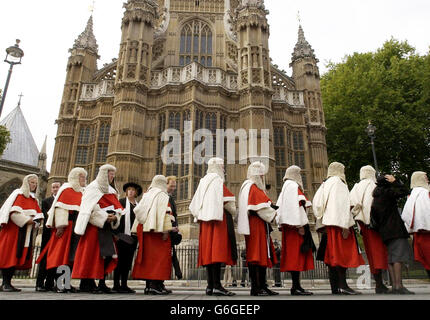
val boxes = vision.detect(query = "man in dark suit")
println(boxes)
[113,182,142,294]
[166,177,182,289]
[35,182,61,292]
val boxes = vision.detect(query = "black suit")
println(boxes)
[169,195,178,228]
[169,195,182,280]
[36,196,55,289]
[113,198,138,289]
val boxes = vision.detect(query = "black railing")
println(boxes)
[9,245,429,282]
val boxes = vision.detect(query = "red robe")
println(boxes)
[324,226,365,268]
[413,232,430,270]
[358,221,388,274]
[0,194,42,270]
[36,188,82,269]
[280,189,314,272]
[71,194,123,279]
[198,184,236,267]
[245,185,278,268]
[132,203,172,280]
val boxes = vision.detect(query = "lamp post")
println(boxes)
[365,120,379,174]
[0,40,24,118]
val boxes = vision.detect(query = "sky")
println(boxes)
[0,0,429,172]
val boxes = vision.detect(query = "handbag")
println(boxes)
[170,231,182,246]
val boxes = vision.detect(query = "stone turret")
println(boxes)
[290,25,327,196]
[235,0,276,199]
[49,16,99,186]
[107,0,159,190]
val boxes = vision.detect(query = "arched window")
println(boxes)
[179,20,213,67]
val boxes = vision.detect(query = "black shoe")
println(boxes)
[112,286,121,293]
[67,286,80,293]
[160,284,172,294]
[263,287,279,296]
[35,286,47,292]
[240,283,246,288]
[291,288,313,296]
[56,287,68,293]
[146,287,167,295]
[206,287,213,296]
[251,289,269,297]
[162,288,172,294]
[144,287,150,295]
[213,287,236,296]
[393,287,415,295]
[119,286,136,294]
[375,285,390,294]
[0,284,21,292]
[97,283,112,294]
[90,287,104,294]
[339,287,362,295]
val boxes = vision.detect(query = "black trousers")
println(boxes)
[248,264,268,293]
[36,255,55,289]
[206,263,223,289]
[273,263,282,286]
[241,265,248,285]
[113,240,136,288]
[1,267,15,285]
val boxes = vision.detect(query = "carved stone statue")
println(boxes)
[241,0,264,6]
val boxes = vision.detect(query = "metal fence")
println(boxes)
[10,244,429,282]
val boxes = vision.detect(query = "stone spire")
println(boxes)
[38,135,47,172]
[73,16,98,54]
[292,25,318,63]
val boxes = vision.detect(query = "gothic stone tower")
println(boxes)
[49,16,100,184]
[290,25,328,221]
[49,0,328,240]
[235,1,276,200]
[107,0,158,192]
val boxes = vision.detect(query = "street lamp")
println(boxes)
[0,39,24,118]
[365,120,379,174]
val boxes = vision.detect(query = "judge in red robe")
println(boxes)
[189,158,237,297]
[402,171,430,280]
[351,165,389,294]
[36,167,87,293]
[0,174,44,292]
[276,166,315,296]
[131,175,174,295]
[238,161,279,297]
[313,162,365,295]
[72,164,123,293]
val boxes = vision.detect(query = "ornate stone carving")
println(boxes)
[72,16,98,55]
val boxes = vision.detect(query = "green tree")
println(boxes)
[321,39,430,187]
[0,125,11,156]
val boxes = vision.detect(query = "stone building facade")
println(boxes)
[49,0,328,240]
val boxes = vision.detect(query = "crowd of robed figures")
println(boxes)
[0,158,429,297]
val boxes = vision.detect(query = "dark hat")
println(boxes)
[376,175,391,187]
[123,182,143,197]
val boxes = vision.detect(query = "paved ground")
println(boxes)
[1,279,430,300]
